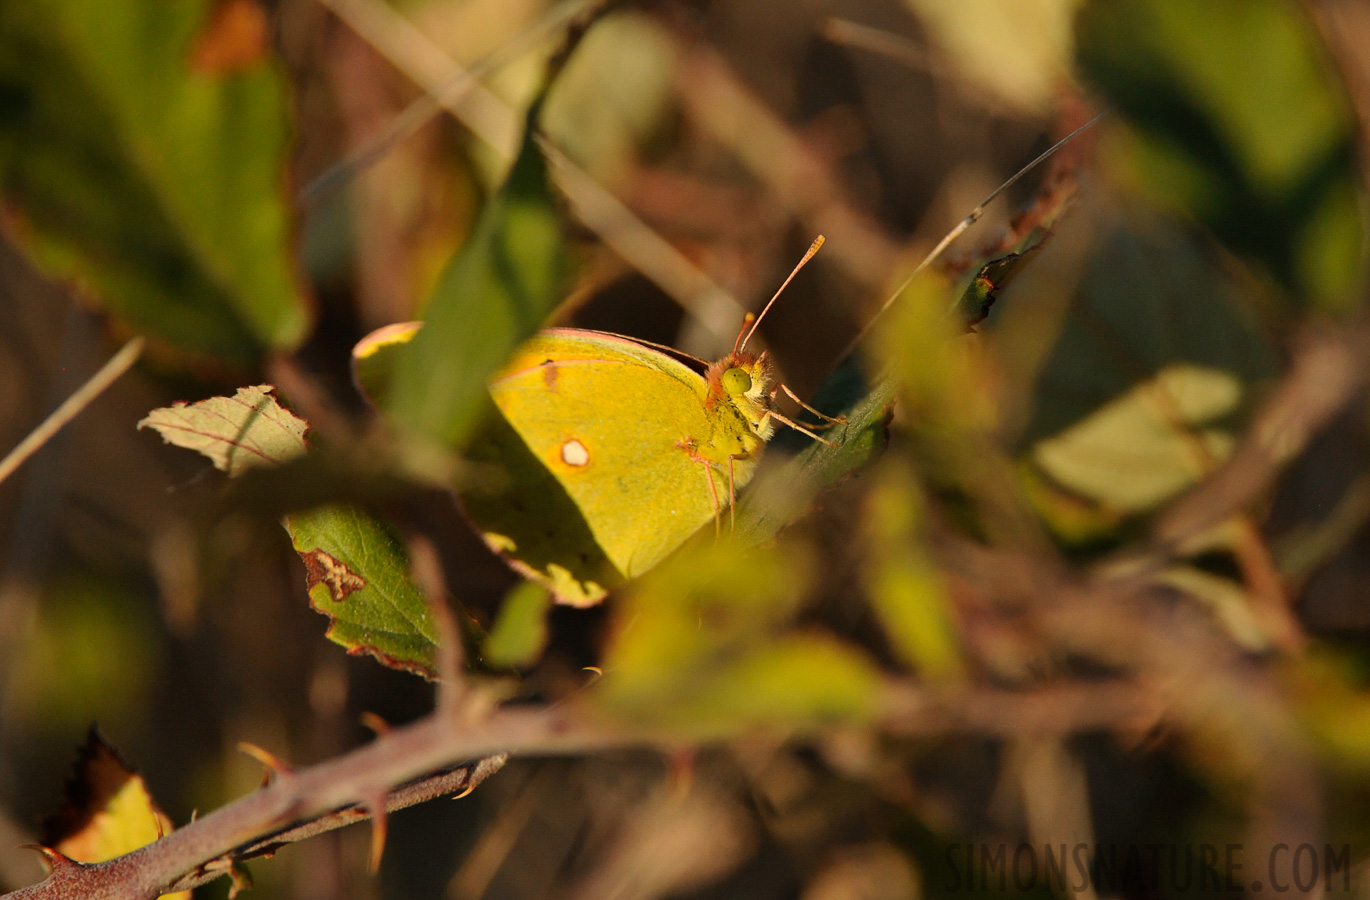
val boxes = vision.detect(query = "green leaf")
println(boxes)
[6,577,157,736]
[1077,0,1365,312]
[734,371,895,549]
[285,505,439,679]
[1030,363,1240,512]
[389,118,570,446]
[598,543,809,716]
[351,321,423,412]
[0,0,308,362]
[596,541,881,735]
[681,635,883,732]
[482,582,552,670]
[956,247,1043,330]
[137,385,309,476]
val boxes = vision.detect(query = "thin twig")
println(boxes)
[302,0,593,203]
[836,111,1109,363]
[0,337,144,487]
[820,18,936,73]
[316,0,746,342]
[672,44,903,288]
[1151,320,1370,554]
[941,534,1323,897]
[164,756,507,893]
[405,534,467,710]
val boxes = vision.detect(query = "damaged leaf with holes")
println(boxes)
[285,505,440,679]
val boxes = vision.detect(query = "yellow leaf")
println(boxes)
[41,729,190,900]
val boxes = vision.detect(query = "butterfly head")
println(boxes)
[707,350,777,441]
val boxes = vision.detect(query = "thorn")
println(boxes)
[667,748,695,802]
[364,794,389,873]
[582,665,603,684]
[227,862,254,899]
[21,844,78,874]
[451,784,476,800]
[236,742,294,785]
[359,711,391,737]
[190,808,199,823]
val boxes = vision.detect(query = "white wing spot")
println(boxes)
[560,439,590,467]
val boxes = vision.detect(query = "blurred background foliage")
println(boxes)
[2,0,1370,898]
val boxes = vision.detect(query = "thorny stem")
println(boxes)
[164,757,508,894]
[3,680,1158,899]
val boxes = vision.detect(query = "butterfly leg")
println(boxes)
[763,410,837,447]
[777,383,848,429]
[702,458,723,539]
[680,438,724,538]
[728,456,737,536]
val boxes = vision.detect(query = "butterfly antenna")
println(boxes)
[836,110,1108,362]
[737,235,826,354]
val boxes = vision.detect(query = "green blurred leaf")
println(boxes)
[285,505,439,680]
[351,321,423,412]
[885,270,996,445]
[482,581,552,669]
[390,118,570,446]
[4,577,157,735]
[0,0,308,361]
[684,635,883,730]
[863,464,963,679]
[138,385,308,477]
[1031,363,1240,512]
[599,545,803,709]
[993,199,1277,534]
[1293,652,1370,771]
[597,542,883,734]
[1077,0,1365,311]
[904,0,1081,115]
[539,11,676,180]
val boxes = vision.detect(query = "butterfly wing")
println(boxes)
[461,330,725,606]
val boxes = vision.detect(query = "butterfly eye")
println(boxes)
[722,367,752,395]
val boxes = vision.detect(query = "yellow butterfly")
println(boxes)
[464,239,834,605]
[356,239,833,607]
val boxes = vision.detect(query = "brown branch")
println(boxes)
[2,700,623,900]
